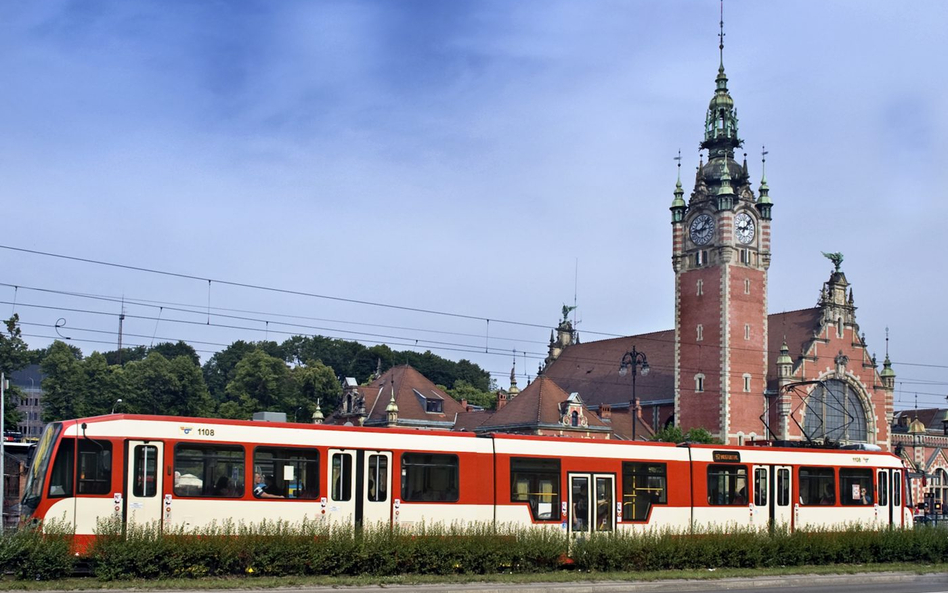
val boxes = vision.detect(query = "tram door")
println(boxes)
[755,465,792,531]
[328,449,357,525]
[568,474,614,537]
[327,449,393,528]
[125,441,163,526]
[877,469,901,527]
[360,450,393,528]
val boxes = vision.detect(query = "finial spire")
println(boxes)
[671,150,686,217]
[719,0,726,71]
[885,326,890,357]
[761,145,768,181]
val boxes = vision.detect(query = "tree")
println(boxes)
[40,341,84,422]
[0,315,29,426]
[222,349,292,419]
[203,340,258,403]
[149,341,200,366]
[650,425,719,444]
[290,360,342,421]
[77,352,126,417]
[102,345,147,366]
[125,352,213,417]
[442,380,496,410]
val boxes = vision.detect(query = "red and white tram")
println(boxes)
[21,414,911,548]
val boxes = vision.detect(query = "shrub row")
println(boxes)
[571,525,948,572]
[3,520,948,581]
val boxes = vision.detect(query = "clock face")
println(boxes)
[690,214,714,246]
[735,212,756,244]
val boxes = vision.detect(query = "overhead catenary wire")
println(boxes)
[3,246,944,401]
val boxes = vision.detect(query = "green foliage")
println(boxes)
[40,340,85,422]
[0,314,29,426]
[0,520,75,580]
[149,341,201,366]
[442,379,497,410]
[102,345,147,366]
[650,425,719,444]
[222,349,293,419]
[290,360,343,419]
[202,340,274,403]
[12,521,948,581]
[124,351,214,417]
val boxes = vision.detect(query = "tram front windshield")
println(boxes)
[21,423,62,515]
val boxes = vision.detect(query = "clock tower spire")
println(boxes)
[672,8,774,444]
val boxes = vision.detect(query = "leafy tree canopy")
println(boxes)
[289,360,343,422]
[442,380,496,410]
[223,349,292,419]
[102,345,147,366]
[650,425,720,444]
[0,315,29,426]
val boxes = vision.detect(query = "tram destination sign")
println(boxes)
[712,451,741,463]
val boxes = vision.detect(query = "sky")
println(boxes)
[1,1,946,410]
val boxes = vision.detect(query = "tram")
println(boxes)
[21,414,910,548]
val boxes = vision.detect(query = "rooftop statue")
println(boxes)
[821,251,844,272]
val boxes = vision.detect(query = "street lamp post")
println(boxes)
[619,346,650,441]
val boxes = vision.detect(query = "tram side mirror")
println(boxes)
[100,451,111,471]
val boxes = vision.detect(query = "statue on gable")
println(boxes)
[821,251,844,272]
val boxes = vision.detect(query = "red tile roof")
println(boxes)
[477,376,609,432]
[545,310,827,406]
[541,330,675,407]
[325,365,467,427]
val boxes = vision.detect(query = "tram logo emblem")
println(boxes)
[180,426,193,435]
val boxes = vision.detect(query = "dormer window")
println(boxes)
[415,389,444,414]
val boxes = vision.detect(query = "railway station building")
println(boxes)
[540,38,896,451]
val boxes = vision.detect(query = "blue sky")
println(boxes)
[1,1,946,409]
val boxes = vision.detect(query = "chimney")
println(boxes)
[599,404,612,420]
[497,391,508,410]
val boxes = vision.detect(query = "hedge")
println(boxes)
[2,519,946,581]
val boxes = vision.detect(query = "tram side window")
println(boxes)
[77,440,112,495]
[48,438,75,498]
[174,443,245,497]
[894,471,902,506]
[777,468,790,506]
[799,467,835,505]
[707,464,747,505]
[839,468,874,506]
[877,471,888,507]
[331,453,352,501]
[255,447,319,499]
[510,457,560,521]
[754,467,767,506]
[133,445,158,498]
[622,462,667,521]
[367,454,388,503]
[401,453,459,502]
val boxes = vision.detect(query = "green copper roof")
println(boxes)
[880,354,896,378]
[776,340,793,366]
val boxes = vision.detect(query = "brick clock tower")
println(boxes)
[671,29,774,445]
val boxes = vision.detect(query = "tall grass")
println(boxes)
[3,520,946,581]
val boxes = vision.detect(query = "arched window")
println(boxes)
[934,468,948,513]
[803,379,868,442]
[571,411,579,427]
